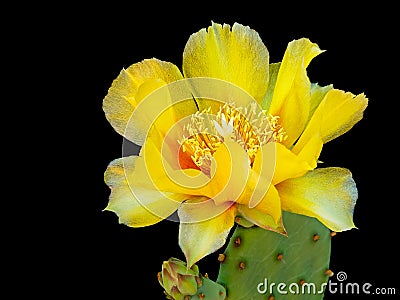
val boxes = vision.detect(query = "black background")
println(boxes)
[40,3,398,299]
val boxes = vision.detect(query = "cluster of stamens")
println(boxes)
[268,114,288,143]
[178,103,287,173]
[178,107,221,172]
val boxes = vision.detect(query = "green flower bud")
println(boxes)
[158,258,201,300]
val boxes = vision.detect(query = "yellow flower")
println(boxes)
[103,22,368,267]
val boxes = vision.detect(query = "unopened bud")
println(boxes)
[158,258,200,300]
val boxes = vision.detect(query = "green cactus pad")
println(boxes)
[194,276,226,300]
[217,212,332,299]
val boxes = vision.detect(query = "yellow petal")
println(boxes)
[268,38,324,147]
[308,83,333,123]
[147,141,251,205]
[258,142,312,185]
[127,79,175,145]
[294,133,323,169]
[277,167,358,232]
[238,182,282,226]
[137,136,210,197]
[251,184,282,223]
[137,97,195,176]
[237,204,286,234]
[236,146,279,221]
[178,200,236,267]
[290,84,332,168]
[132,146,207,201]
[320,90,368,143]
[103,58,198,144]
[183,22,269,103]
[186,77,262,115]
[104,156,184,226]
[260,62,281,111]
[294,89,368,154]
[208,141,251,205]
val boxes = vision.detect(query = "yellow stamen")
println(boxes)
[268,114,288,143]
[179,110,222,172]
[178,103,288,173]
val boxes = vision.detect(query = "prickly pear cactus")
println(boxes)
[216,212,332,299]
[195,276,227,300]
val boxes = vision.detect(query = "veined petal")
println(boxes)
[103,58,198,144]
[277,167,358,232]
[293,89,368,154]
[183,22,269,103]
[178,200,236,267]
[104,156,184,226]
[268,38,324,147]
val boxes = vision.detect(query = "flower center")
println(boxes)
[178,103,287,174]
